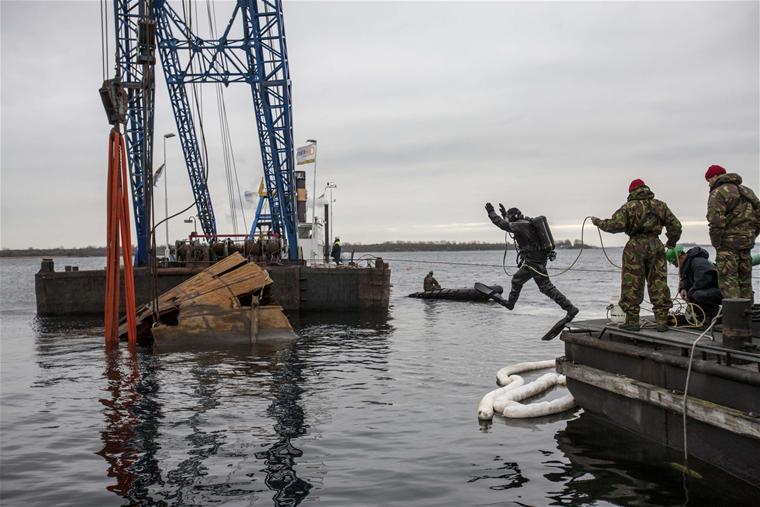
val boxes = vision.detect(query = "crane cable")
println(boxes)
[213,0,249,232]
[207,0,247,235]
[149,1,213,240]
[99,0,106,81]
[182,0,211,183]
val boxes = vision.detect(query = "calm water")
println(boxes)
[1,249,759,506]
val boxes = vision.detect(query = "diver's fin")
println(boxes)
[474,282,508,305]
[541,315,571,341]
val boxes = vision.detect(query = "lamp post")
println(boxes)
[325,182,337,242]
[162,133,176,258]
[306,139,317,234]
[184,216,198,236]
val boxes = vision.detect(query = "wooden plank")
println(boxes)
[557,359,760,440]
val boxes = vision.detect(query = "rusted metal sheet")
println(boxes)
[120,253,293,347]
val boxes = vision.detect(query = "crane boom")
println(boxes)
[114,0,156,266]
[112,0,299,263]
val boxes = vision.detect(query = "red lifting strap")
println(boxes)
[104,128,137,346]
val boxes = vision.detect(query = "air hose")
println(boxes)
[517,216,621,279]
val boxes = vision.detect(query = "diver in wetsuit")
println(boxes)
[485,203,579,321]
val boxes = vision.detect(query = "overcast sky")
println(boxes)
[1,0,758,248]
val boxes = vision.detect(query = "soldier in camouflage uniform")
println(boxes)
[424,271,442,292]
[591,179,682,331]
[705,165,760,300]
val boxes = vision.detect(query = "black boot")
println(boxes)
[545,286,577,320]
[504,285,521,311]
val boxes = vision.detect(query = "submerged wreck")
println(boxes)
[558,300,760,487]
[119,253,293,350]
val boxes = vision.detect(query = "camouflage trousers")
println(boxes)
[619,236,672,325]
[715,248,753,300]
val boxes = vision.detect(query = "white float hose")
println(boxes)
[496,359,556,386]
[477,374,525,420]
[479,363,576,421]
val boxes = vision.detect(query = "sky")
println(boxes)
[1,0,758,249]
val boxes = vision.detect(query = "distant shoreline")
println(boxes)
[0,241,597,258]
[0,247,108,258]
[343,241,595,252]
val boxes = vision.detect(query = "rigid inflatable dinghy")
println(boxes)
[408,284,503,302]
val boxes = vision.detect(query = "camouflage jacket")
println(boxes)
[424,274,441,291]
[596,185,682,248]
[706,173,760,250]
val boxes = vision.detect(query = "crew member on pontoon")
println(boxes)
[667,245,722,325]
[705,164,760,301]
[591,179,681,332]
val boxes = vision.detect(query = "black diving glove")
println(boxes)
[548,251,557,262]
[485,202,494,215]
[499,203,507,219]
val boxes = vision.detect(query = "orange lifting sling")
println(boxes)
[104,128,137,346]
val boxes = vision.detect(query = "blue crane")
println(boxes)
[113,0,298,265]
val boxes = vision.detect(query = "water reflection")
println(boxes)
[97,347,141,497]
[468,458,529,491]
[28,307,393,505]
[93,340,319,505]
[97,347,163,503]
[287,309,393,333]
[422,300,444,328]
[33,315,103,336]
[255,346,312,506]
[551,412,759,506]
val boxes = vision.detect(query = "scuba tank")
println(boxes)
[531,216,555,253]
[753,253,760,266]
[508,216,556,258]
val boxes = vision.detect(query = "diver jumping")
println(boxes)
[480,203,579,338]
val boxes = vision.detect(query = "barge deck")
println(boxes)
[35,258,390,316]
[558,317,760,487]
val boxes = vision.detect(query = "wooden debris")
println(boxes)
[119,253,293,348]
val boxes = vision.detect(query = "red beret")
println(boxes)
[705,165,726,180]
[628,179,645,193]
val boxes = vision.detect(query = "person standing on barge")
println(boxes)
[591,179,682,332]
[704,165,760,301]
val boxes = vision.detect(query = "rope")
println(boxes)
[522,216,596,278]
[670,297,709,328]
[681,308,722,478]
[596,224,622,269]
[99,0,106,81]
[501,231,512,277]
[357,255,662,276]
[105,0,111,76]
